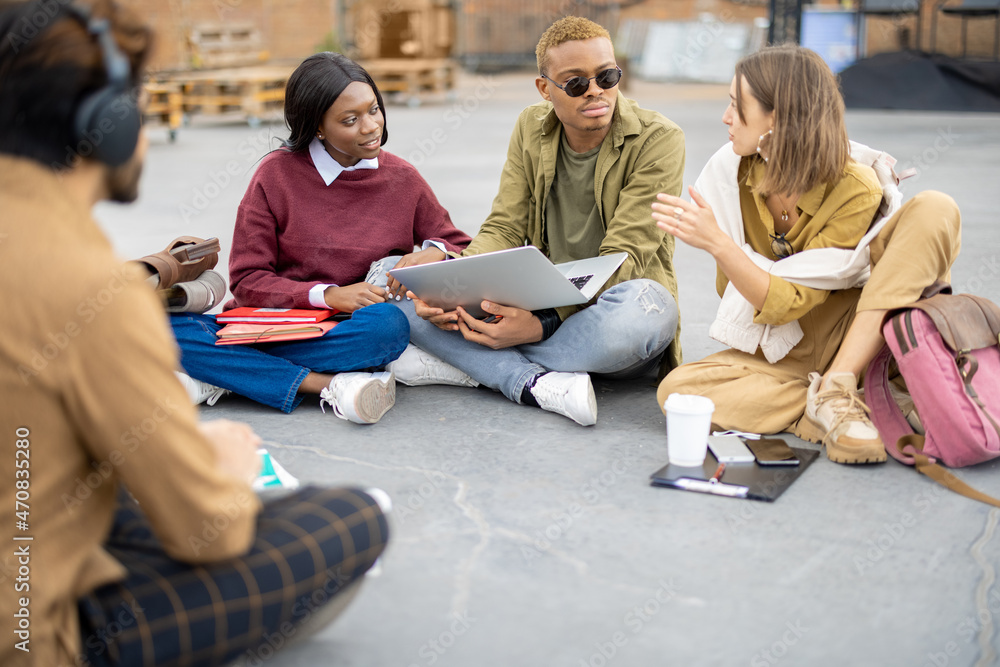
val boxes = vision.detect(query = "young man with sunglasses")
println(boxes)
[387,16,685,425]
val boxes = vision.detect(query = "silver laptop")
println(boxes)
[389,246,628,317]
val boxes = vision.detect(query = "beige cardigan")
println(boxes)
[695,141,903,362]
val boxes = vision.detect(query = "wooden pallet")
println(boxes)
[166,66,293,126]
[360,58,457,106]
[188,23,269,70]
[143,81,183,141]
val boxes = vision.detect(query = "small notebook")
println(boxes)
[650,445,820,502]
[216,307,334,324]
[252,449,300,491]
[215,321,336,345]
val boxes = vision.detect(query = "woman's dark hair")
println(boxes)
[0,0,151,168]
[282,52,388,152]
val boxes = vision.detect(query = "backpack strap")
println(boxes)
[957,353,1000,440]
[865,343,922,464]
[905,434,1000,508]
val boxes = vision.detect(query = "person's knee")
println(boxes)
[603,279,678,347]
[656,365,698,413]
[169,312,214,334]
[353,303,409,357]
[280,486,390,569]
[383,303,410,341]
[365,255,402,288]
[909,190,961,234]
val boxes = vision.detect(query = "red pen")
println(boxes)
[708,462,726,484]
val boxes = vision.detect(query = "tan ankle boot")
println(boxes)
[799,372,887,464]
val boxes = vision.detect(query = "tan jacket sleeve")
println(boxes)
[61,265,260,564]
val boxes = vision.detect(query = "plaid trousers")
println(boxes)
[77,486,389,667]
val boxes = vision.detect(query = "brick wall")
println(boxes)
[621,0,766,25]
[124,0,997,73]
[123,0,338,72]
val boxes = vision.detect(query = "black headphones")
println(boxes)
[61,3,141,167]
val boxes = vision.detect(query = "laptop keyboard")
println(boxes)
[569,274,593,290]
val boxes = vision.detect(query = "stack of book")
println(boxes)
[214,308,336,345]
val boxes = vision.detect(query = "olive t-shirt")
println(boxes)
[545,132,606,263]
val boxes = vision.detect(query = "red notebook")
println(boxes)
[216,307,334,324]
[215,322,337,345]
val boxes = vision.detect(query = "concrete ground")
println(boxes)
[96,72,1000,667]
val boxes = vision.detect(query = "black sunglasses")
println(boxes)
[770,232,794,260]
[542,67,622,98]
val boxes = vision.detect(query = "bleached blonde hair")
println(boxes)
[535,16,611,75]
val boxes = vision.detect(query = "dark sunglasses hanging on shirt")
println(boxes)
[542,66,623,98]
[770,232,794,259]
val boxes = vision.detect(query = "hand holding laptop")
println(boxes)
[407,293,544,348]
[454,299,545,349]
[385,246,447,300]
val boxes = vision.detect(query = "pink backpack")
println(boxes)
[865,286,1000,506]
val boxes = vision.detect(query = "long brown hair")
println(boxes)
[735,44,849,196]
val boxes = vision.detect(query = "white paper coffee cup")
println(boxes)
[664,393,715,467]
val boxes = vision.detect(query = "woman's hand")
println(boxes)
[386,247,446,299]
[324,283,388,312]
[652,186,728,256]
[656,186,771,310]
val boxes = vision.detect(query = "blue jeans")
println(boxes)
[170,303,408,413]
[369,256,678,403]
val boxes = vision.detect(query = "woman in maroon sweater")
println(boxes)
[170,53,471,423]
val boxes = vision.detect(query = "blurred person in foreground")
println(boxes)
[0,2,390,665]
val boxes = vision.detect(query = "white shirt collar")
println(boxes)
[308,137,378,186]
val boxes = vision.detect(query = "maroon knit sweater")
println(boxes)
[227,148,471,309]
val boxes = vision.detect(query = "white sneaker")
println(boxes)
[319,371,395,424]
[530,372,597,426]
[175,371,230,406]
[386,344,478,387]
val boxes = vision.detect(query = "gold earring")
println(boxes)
[756,129,773,163]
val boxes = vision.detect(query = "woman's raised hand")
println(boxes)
[652,186,727,256]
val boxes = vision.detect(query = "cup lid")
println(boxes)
[664,393,715,414]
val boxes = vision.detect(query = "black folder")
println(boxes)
[650,445,820,502]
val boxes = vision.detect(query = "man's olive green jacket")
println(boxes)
[462,92,685,373]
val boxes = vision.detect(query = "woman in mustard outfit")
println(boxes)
[652,45,961,464]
